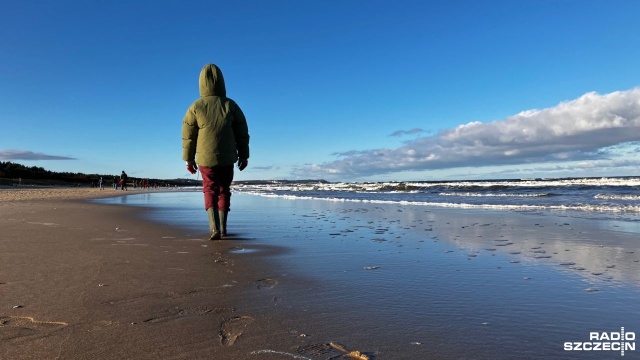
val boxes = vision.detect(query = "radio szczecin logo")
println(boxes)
[564,327,635,356]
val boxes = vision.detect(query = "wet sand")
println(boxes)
[0,188,353,360]
[196,194,640,359]
[2,188,639,359]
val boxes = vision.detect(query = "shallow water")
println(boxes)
[96,192,640,359]
[236,177,640,226]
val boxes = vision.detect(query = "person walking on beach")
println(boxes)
[120,171,128,191]
[181,63,250,240]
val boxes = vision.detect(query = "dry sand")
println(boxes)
[0,188,357,360]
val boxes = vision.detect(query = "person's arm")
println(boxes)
[181,105,199,165]
[232,103,250,170]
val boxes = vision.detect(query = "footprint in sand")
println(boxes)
[256,278,278,289]
[142,307,219,323]
[295,342,370,360]
[0,316,67,340]
[295,343,345,357]
[220,316,253,346]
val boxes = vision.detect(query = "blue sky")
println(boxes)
[2,0,640,182]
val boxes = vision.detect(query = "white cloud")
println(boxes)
[0,150,76,161]
[294,88,640,179]
[252,165,280,171]
[389,128,425,137]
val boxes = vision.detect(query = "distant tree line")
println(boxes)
[0,161,200,187]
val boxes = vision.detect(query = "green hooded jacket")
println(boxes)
[181,64,250,167]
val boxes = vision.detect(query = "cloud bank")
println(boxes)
[252,165,280,171]
[0,150,76,161]
[389,128,425,137]
[294,88,640,179]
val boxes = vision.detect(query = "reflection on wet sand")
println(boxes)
[301,199,640,287]
[416,209,640,287]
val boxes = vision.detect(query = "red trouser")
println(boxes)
[199,165,234,211]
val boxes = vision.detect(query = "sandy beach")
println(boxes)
[2,188,639,359]
[0,188,336,360]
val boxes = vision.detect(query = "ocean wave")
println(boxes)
[595,194,640,201]
[234,177,640,193]
[439,192,551,198]
[237,190,640,213]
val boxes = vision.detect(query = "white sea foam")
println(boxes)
[237,190,640,213]
[233,177,640,193]
[595,193,640,201]
[408,177,640,188]
[439,192,550,198]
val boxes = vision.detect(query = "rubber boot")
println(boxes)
[219,211,228,236]
[206,208,221,240]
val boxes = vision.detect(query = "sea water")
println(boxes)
[95,178,640,359]
[234,177,640,222]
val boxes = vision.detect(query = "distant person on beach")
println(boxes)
[98,176,103,190]
[120,171,128,191]
[181,63,250,240]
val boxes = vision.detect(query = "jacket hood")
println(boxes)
[199,64,226,97]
